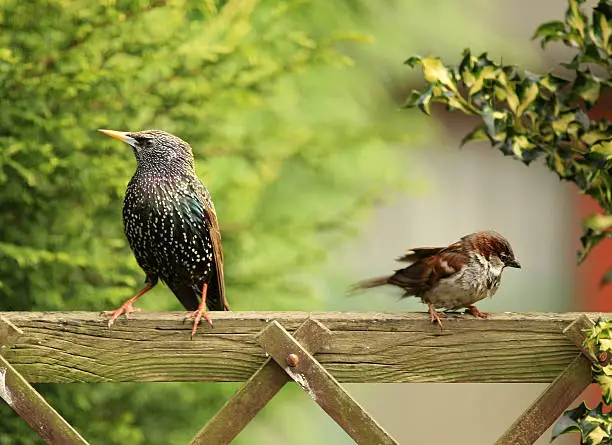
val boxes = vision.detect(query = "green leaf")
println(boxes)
[539,73,569,92]
[595,374,612,404]
[403,90,422,108]
[460,125,489,146]
[595,0,612,20]
[420,57,455,89]
[585,426,609,445]
[552,403,588,441]
[573,71,601,106]
[566,0,587,40]
[602,270,612,287]
[585,214,612,232]
[533,20,566,40]
[517,82,539,115]
[404,55,422,67]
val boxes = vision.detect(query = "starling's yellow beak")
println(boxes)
[98,129,137,147]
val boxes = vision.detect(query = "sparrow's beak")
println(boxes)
[99,129,138,148]
[505,258,521,269]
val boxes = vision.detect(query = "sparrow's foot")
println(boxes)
[465,305,489,319]
[103,302,141,328]
[428,304,445,327]
[185,307,213,339]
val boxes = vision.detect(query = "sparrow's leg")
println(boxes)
[427,303,445,327]
[103,284,152,327]
[185,283,213,339]
[465,305,489,319]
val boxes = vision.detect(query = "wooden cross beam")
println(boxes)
[495,314,596,445]
[0,317,89,445]
[191,318,398,445]
[190,319,333,444]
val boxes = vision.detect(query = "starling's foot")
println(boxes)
[428,304,445,327]
[185,307,213,339]
[103,302,142,328]
[465,305,489,319]
[102,284,152,328]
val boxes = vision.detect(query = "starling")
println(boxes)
[99,129,229,337]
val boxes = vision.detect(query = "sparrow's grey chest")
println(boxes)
[424,253,504,309]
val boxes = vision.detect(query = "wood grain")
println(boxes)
[0,311,598,384]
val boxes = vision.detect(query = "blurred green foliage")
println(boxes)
[0,0,412,443]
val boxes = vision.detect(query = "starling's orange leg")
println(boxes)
[465,305,489,319]
[186,283,213,338]
[427,303,445,327]
[103,285,152,328]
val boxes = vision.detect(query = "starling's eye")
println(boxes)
[134,136,152,147]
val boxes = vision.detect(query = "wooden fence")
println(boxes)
[0,311,601,444]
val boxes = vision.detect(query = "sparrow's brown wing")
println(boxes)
[397,247,445,263]
[389,242,469,296]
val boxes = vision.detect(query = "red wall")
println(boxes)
[579,100,612,311]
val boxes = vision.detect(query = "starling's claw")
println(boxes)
[465,305,489,319]
[102,285,152,328]
[427,304,446,327]
[103,303,142,328]
[185,308,213,339]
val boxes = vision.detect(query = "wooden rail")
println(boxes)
[0,311,602,445]
[0,311,599,383]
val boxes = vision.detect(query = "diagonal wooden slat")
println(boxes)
[257,320,399,445]
[563,314,597,353]
[494,354,591,445]
[190,319,331,445]
[495,315,596,445]
[0,329,90,445]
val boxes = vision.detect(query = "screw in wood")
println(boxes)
[286,353,299,367]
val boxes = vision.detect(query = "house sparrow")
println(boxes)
[352,230,521,326]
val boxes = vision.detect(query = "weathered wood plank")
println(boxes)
[190,319,332,445]
[0,311,600,384]
[257,320,398,445]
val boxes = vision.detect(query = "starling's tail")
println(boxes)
[349,276,390,294]
[206,273,230,311]
[168,283,200,311]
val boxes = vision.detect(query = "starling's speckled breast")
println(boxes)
[124,172,217,308]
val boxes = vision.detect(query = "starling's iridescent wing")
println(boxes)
[200,189,229,310]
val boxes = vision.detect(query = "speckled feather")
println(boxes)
[122,130,227,311]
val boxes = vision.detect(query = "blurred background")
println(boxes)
[1,0,611,444]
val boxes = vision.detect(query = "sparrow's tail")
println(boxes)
[349,276,390,293]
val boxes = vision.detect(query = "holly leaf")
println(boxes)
[552,403,588,441]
